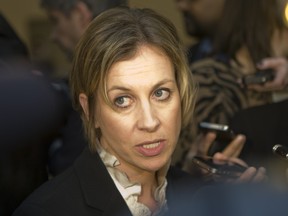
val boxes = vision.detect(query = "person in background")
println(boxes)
[0,13,65,216]
[174,0,225,63]
[230,57,288,183]
[173,0,245,169]
[39,0,127,175]
[174,0,288,173]
[13,7,265,216]
[248,57,288,92]
[175,0,288,88]
[0,14,30,67]
[40,0,127,61]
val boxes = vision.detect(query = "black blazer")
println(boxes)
[230,99,288,166]
[13,147,203,216]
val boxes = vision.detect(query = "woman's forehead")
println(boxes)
[106,46,173,84]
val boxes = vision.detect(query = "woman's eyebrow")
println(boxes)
[107,86,130,93]
[154,79,175,88]
[108,78,175,93]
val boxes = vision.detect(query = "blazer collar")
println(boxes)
[73,147,132,216]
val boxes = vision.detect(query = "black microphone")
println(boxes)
[272,144,288,160]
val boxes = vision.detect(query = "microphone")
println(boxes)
[272,144,288,160]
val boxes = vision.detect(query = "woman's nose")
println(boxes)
[137,102,160,132]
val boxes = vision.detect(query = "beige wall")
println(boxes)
[0,0,70,76]
[129,0,193,46]
[0,0,193,77]
[0,0,46,48]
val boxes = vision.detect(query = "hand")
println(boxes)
[195,132,245,158]
[247,57,288,92]
[213,153,267,183]
[236,166,267,183]
[183,132,245,173]
[221,134,245,158]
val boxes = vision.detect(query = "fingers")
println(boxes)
[222,134,246,158]
[247,78,287,92]
[184,132,217,164]
[235,166,267,184]
[212,152,247,167]
[247,57,288,91]
[234,167,257,183]
[205,131,217,141]
[246,84,270,92]
[196,132,217,156]
[257,57,287,69]
[252,167,267,183]
[203,132,217,154]
[213,152,227,161]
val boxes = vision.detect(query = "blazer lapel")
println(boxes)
[74,147,132,216]
[166,166,206,216]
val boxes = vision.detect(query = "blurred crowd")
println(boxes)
[1,0,288,215]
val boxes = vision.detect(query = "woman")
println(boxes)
[13,7,264,216]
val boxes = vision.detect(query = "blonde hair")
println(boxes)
[70,7,196,151]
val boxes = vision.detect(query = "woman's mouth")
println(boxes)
[142,142,160,149]
[136,140,165,157]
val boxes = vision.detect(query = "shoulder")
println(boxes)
[13,148,125,216]
[13,167,84,216]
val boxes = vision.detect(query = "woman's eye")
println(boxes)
[114,96,132,108]
[153,89,170,101]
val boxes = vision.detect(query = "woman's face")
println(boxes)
[94,45,181,175]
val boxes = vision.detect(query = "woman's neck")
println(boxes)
[118,165,159,212]
[138,178,159,213]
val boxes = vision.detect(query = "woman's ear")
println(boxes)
[79,93,100,128]
[79,93,89,120]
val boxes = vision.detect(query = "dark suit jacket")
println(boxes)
[12,147,203,216]
[0,69,66,216]
[230,99,288,166]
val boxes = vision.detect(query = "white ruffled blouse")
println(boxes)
[97,145,169,216]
